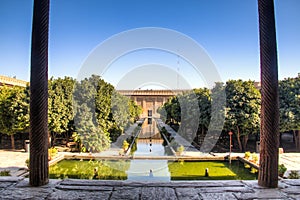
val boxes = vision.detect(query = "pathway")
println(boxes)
[156,118,199,153]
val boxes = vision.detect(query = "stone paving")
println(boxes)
[0,150,29,177]
[1,120,300,199]
[1,177,300,199]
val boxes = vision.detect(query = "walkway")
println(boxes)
[156,118,199,152]
[0,177,300,199]
[0,150,28,177]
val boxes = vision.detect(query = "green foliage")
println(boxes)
[0,85,30,134]
[177,145,185,154]
[0,85,29,149]
[224,80,261,151]
[169,140,180,151]
[109,92,142,142]
[73,75,111,152]
[0,170,11,176]
[73,75,142,152]
[25,158,30,168]
[122,140,129,151]
[209,82,226,132]
[160,127,172,146]
[109,124,123,143]
[48,77,75,136]
[94,77,114,132]
[111,91,131,133]
[288,170,300,179]
[194,88,212,134]
[251,153,258,163]
[48,147,58,160]
[75,103,111,152]
[159,80,260,152]
[159,96,180,125]
[244,151,251,159]
[279,74,300,132]
[278,164,287,176]
[250,167,258,174]
[128,99,142,123]
[244,163,251,169]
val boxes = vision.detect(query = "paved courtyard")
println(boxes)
[1,121,300,199]
[1,150,300,199]
[1,177,300,199]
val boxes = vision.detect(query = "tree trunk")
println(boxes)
[295,130,300,151]
[258,0,279,188]
[242,135,249,152]
[10,134,15,150]
[29,0,50,186]
[236,126,243,152]
[293,130,296,143]
[52,132,57,146]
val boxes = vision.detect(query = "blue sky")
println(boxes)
[0,0,299,89]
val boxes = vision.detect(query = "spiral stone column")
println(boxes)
[257,0,279,188]
[29,0,50,186]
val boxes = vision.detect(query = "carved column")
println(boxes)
[29,0,50,186]
[258,0,279,188]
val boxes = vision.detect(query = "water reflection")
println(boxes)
[126,118,171,181]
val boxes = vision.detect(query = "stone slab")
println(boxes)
[281,186,300,195]
[201,193,237,200]
[176,187,202,200]
[141,187,177,200]
[0,182,15,188]
[197,186,252,193]
[234,189,290,199]
[0,187,52,200]
[59,180,244,188]
[282,179,300,186]
[110,187,141,200]
[0,177,24,182]
[242,180,288,189]
[48,190,112,200]
[56,184,113,191]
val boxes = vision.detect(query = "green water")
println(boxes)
[168,160,257,180]
[50,159,130,180]
[49,159,257,180]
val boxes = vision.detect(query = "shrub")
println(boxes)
[251,153,259,163]
[25,158,30,168]
[0,170,11,176]
[278,164,287,176]
[244,151,251,159]
[288,170,300,179]
[122,140,129,151]
[48,147,58,160]
[177,145,185,155]
[244,163,251,169]
[250,167,258,174]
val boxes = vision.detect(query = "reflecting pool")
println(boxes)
[49,118,257,181]
[49,159,258,180]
